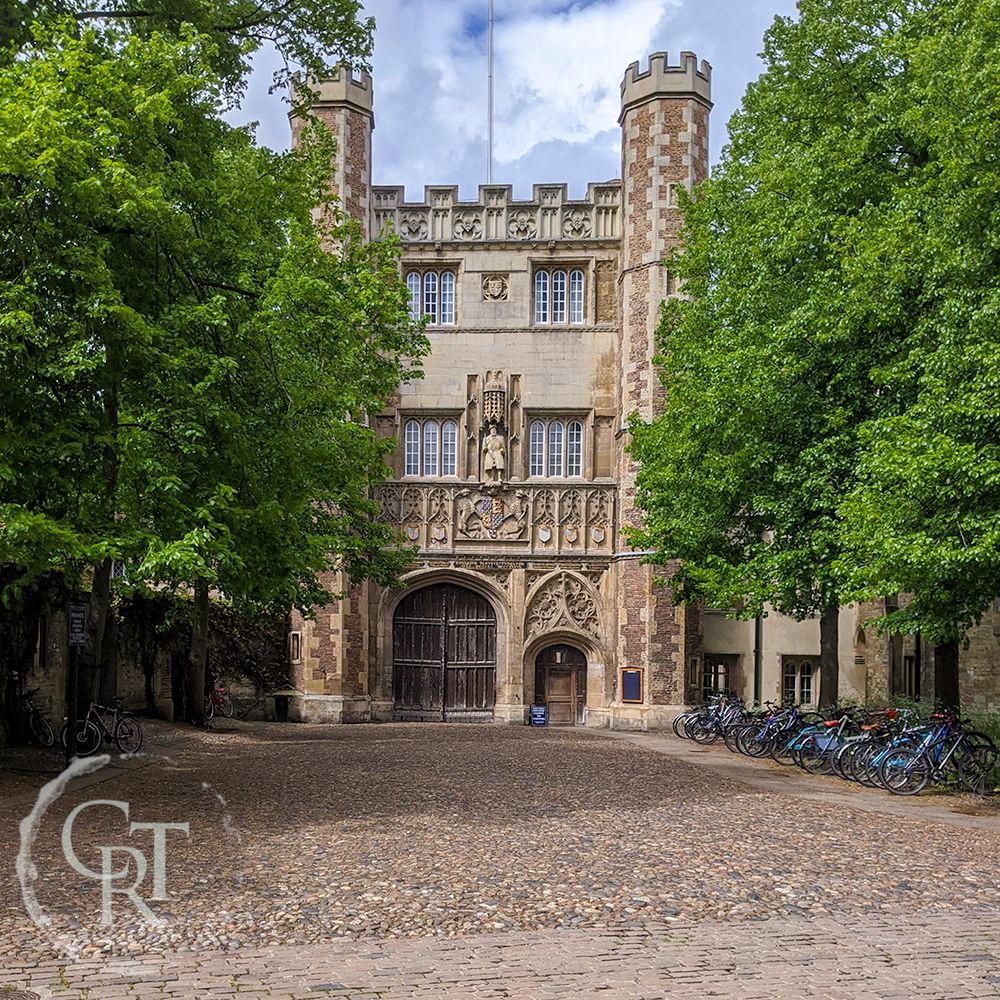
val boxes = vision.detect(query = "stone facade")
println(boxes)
[283,54,1000,726]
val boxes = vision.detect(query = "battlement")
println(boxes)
[371,181,622,243]
[290,67,374,119]
[619,51,712,121]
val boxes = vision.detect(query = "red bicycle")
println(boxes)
[203,684,235,720]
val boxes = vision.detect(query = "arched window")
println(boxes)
[534,270,549,324]
[529,420,545,477]
[534,267,586,325]
[551,270,567,323]
[403,268,457,324]
[567,420,583,476]
[527,418,587,478]
[439,271,455,325]
[403,418,461,477]
[441,420,457,476]
[405,272,421,321]
[569,270,584,324]
[547,421,564,476]
[423,271,438,322]
[423,420,439,476]
[404,419,420,476]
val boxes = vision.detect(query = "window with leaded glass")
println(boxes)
[782,656,819,707]
[533,267,585,325]
[528,418,585,478]
[404,269,458,325]
[402,418,459,477]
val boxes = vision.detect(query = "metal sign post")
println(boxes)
[65,602,89,765]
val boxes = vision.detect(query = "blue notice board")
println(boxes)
[621,668,644,703]
[529,705,548,726]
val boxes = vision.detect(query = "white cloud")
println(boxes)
[233,1,800,200]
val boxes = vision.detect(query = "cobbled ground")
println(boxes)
[1,721,998,997]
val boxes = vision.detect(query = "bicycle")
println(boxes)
[203,684,234,721]
[18,688,55,747]
[59,697,144,756]
[877,714,997,796]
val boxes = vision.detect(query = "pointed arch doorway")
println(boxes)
[392,583,497,721]
[534,644,587,725]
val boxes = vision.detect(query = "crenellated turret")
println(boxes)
[289,68,374,234]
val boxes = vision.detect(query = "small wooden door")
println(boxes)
[393,584,496,721]
[534,644,586,725]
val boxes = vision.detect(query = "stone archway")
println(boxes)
[534,643,587,725]
[392,583,497,722]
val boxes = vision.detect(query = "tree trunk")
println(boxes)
[818,602,840,709]
[82,559,113,702]
[934,638,960,711]
[186,580,210,725]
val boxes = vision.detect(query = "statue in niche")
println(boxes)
[482,424,506,483]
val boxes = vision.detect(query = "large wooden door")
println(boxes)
[393,584,496,721]
[534,644,587,725]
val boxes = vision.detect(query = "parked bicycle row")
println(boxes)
[673,696,999,796]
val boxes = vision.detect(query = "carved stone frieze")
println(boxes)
[562,209,593,239]
[507,209,537,240]
[371,183,620,244]
[373,484,615,554]
[455,488,529,540]
[398,212,428,240]
[526,572,601,639]
[453,212,484,240]
[482,274,509,301]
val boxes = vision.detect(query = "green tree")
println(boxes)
[631,0,998,708]
[0,14,425,722]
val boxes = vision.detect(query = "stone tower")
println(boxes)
[614,52,712,720]
[289,69,375,233]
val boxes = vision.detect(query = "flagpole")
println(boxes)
[487,0,494,184]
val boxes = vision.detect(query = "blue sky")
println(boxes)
[235,0,799,200]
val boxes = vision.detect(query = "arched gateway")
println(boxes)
[534,644,587,725]
[392,584,497,721]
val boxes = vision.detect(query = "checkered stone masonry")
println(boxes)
[290,70,374,235]
[616,53,711,707]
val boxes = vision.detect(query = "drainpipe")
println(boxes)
[753,614,763,706]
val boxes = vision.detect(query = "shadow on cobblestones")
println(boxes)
[1,721,998,962]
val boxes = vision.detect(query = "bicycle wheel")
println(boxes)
[723,724,746,754]
[958,744,998,795]
[769,731,797,765]
[879,748,932,795]
[690,719,721,745]
[220,693,235,718]
[60,720,102,757]
[114,715,144,754]
[203,695,215,721]
[798,737,833,775]
[743,727,773,758]
[29,711,55,747]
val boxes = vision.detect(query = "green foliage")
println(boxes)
[0,1,374,98]
[631,0,1000,649]
[0,13,426,636]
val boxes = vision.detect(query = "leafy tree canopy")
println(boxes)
[0,0,373,96]
[631,0,1000,654]
[0,13,426,629]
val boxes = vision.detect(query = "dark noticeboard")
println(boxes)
[621,668,643,704]
[68,603,89,646]
[529,705,548,726]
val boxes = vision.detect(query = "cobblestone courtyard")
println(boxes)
[1,722,999,998]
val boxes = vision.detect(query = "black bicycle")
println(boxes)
[59,697,144,755]
[19,688,54,747]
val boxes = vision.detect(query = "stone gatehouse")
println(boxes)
[286,53,1000,726]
